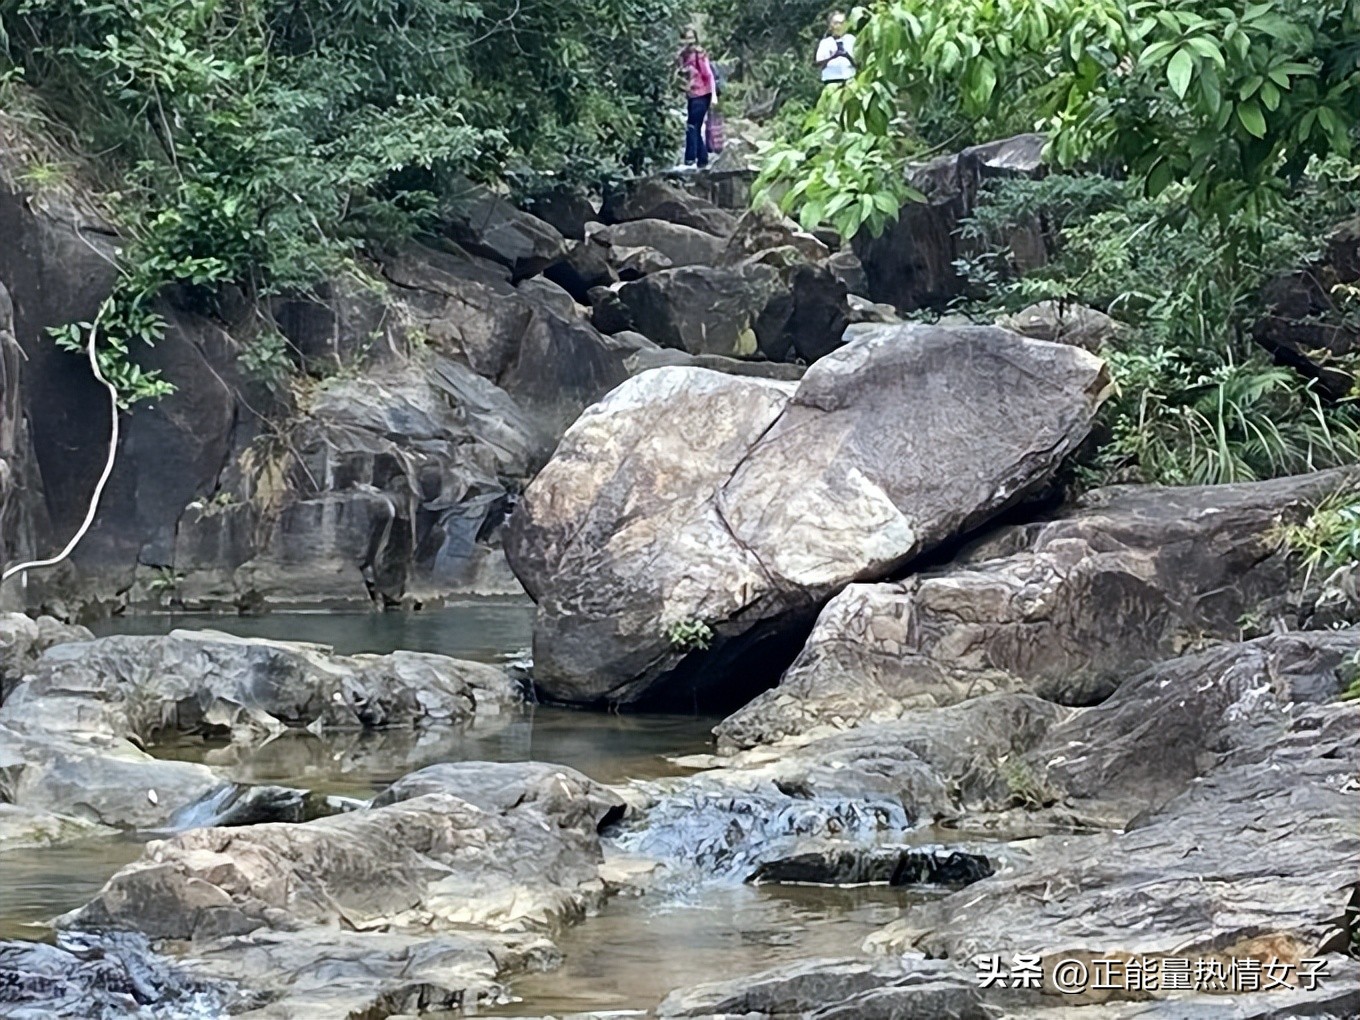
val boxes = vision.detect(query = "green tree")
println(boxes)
[760,0,1360,239]
[1,0,687,401]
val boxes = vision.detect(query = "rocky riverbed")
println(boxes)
[4,469,1359,1019]
[1,151,1357,1020]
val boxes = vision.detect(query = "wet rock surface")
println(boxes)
[748,843,995,888]
[0,931,242,1019]
[0,724,223,832]
[508,324,1108,707]
[62,784,606,939]
[0,624,525,845]
[185,928,553,1019]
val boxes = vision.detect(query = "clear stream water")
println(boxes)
[1,600,924,1014]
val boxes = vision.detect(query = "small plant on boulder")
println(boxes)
[663,618,714,652]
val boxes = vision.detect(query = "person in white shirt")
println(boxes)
[815,12,856,84]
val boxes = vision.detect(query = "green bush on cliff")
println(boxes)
[0,0,686,400]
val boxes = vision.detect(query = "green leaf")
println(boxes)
[971,59,998,110]
[1185,36,1224,69]
[1167,48,1194,100]
[1145,156,1174,197]
[1139,39,1179,68]
[1236,100,1267,138]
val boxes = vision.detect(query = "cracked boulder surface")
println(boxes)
[718,466,1359,750]
[505,324,1109,707]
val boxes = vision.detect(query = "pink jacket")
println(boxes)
[679,48,715,97]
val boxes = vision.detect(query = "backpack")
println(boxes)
[712,61,728,96]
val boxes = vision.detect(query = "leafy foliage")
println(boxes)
[1,0,686,401]
[760,0,1360,240]
[1094,349,1360,486]
[1282,485,1360,579]
[663,618,714,652]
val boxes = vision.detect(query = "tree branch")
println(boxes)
[1,303,119,587]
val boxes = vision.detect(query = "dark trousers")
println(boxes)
[685,93,712,166]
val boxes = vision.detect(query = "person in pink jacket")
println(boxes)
[676,28,715,170]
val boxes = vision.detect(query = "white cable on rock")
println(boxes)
[1,308,119,584]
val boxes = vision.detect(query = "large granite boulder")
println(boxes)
[0,630,523,744]
[752,260,850,363]
[506,324,1108,707]
[718,467,1356,749]
[601,178,738,237]
[440,180,567,279]
[615,264,781,357]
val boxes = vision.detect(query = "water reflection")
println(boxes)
[475,883,937,1016]
[0,838,145,940]
[88,599,536,663]
[159,709,716,797]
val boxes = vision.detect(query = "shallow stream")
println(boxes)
[2,600,924,1014]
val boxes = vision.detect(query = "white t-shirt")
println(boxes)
[816,34,856,82]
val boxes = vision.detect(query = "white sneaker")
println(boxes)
[671,163,697,173]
